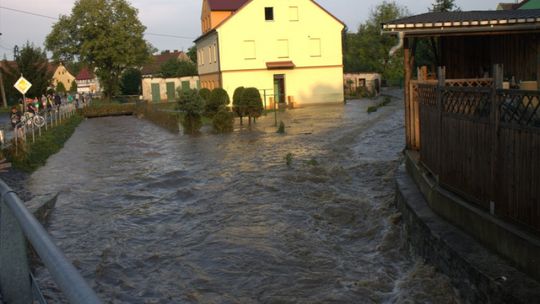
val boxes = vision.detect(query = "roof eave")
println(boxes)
[194,29,217,44]
[382,23,540,37]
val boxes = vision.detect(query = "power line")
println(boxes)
[0,6,58,20]
[145,33,195,40]
[0,6,196,40]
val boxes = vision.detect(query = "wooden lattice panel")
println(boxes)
[498,90,540,127]
[446,78,493,88]
[417,84,437,107]
[442,87,491,118]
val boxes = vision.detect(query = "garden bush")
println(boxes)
[212,107,234,133]
[198,88,211,103]
[177,89,204,134]
[232,87,247,125]
[205,88,230,117]
[242,87,263,124]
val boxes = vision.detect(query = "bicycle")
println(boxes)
[20,112,46,128]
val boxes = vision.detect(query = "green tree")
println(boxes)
[232,86,246,125]
[56,82,67,93]
[414,0,460,72]
[56,82,66,93]
[343,1,409,83]
[45,0,151,100]
[159,58,197,78]
[187,46,197,63]
[205,88,230,117]
[0,42,52,100]
[431,0,459,12]
[69,80,78,93]
[242,87,263,125]
[177,88,204,134]
[121,68,142,95]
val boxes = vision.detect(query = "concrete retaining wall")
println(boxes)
[395,163,540,303]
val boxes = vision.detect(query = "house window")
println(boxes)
[265,7,274,21]
[309,38,321,57]
[213,43,217,63]
[244,40,256,59]
[277,39,289,58]
[209,46,213,64]
[289,6,299,21]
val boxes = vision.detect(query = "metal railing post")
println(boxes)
[0,192,32,304]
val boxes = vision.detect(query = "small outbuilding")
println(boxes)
[383,8,540,281]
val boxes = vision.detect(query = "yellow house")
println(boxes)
[195,0,345,106]
[51,63,76,91]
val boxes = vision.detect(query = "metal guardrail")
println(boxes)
[0,179,102,303]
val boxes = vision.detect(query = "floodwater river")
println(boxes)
[29,93,459,303]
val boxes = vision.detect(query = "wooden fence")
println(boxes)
[417,82,540,233]
[408,78,493,150]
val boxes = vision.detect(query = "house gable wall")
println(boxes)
[216,0,344,72]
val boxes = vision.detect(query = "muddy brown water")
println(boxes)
[29,94,459,303]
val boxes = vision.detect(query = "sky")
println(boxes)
[0,0,505,60]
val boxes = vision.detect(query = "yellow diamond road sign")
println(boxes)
[14,76,32,95]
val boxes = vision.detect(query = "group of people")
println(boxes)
[9,92,92,129]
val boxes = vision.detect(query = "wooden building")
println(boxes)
[383,9,540,278]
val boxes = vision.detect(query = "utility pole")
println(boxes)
[0,33,7,108]
[0,67,7,108]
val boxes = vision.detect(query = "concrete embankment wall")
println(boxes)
[395,156,540,303]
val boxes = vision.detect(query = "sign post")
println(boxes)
[14,75,32,113]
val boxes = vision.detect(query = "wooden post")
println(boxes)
[0,69,7,108]
[404,37,412,150]
[490,64,503,215]
[437,66,446,179]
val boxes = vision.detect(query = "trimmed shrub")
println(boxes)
[212,107,234,133]
[242,87,263,124]
[198,88,211,103]
[232,87,246,125]
[177,89,204,134]
[205,88,230,117]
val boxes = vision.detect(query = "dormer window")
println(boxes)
[265,7,274,21]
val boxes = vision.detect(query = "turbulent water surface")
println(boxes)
[29,92,459,303]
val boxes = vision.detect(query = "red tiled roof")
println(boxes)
[207,0,249,11]
[1,61,58,75]
[76,67,95,80]
[141,51,188,76]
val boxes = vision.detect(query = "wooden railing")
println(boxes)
[418,83,540,233]
[407,78,493,150]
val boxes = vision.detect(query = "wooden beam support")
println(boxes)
[404,37,412,150]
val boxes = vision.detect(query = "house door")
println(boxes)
[273,74,285,104]
[166,82,175,101]
[151,83,161,102]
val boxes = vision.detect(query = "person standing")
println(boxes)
[10,106,21,129]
